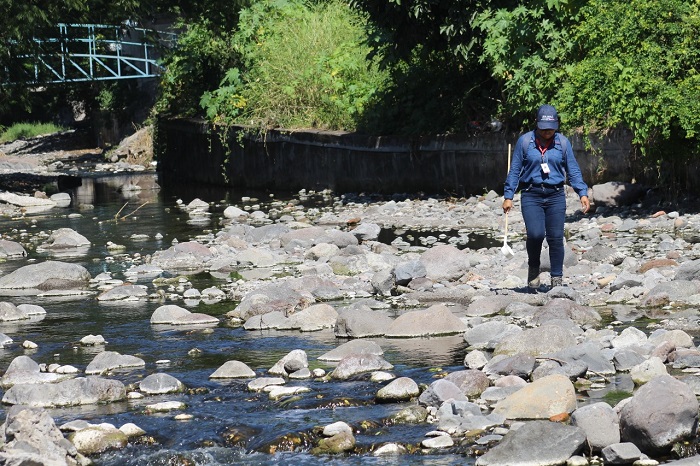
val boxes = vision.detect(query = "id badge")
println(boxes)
[540,163,551,174]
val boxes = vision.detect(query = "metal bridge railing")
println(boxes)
[8,23,177,84]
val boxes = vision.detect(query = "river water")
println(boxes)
[0,173,512,465]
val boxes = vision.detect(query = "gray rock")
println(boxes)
[418,379,468,407]
[641,280,700,307]
[285,303,338,331]
[549,341,617,375]
[601,442,643,465]
[613,348,647,372]
[590,181,646,207]
[493,324,577,356]
[139,373,185,394]
[531,298,602,327]
[228,284,315,321]
[97,284,148,301]
[0,355,62,388]
[674,259,700,281]
[475,420,586,466]
[385,303,467,337]
[437,399,505,434]
[571,402,620,450]
[0,260,91,290]
[0,239,26,258]
[2,376,126,407]
[39,227,90,249]
[464,320,522,350]
[483,353,536,378]
[465,296,517,317]
[531,359,588,381]
[16,303,46,316]
[351,222,381,241]
[376,377,420,401]
[318,339,384,361]
[330,353,393,380]
[334,304,393,338]
[420,244,471,281]
[85,351,146,375]
[0,405,82,465]
[620,374,699,454]
[210,360,257,379]
[269,349,308,376]
[0,302,30,321]
[243,311,290,330]
[149,241,214,271]
[443,370,491,398]
[393,260,426,285]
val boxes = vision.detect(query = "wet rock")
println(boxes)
[570,402,620,450]
[601,442,643,465]
[422,432,453,448]
[283,303,338,331]
[210,361,257,379]
[385,303,468,337]
[244,311,290,330]
[97,283,148,301]
[0,405,83,465]
[85,351,146,374]
[312,430,355,454]
[39,227,90,249]
[437,400,505,434]
[376,377,420,401]
[330,353,393,380]
[475,420,586,466]
[269,349,308,376]
[80,334,106,346]
[0,191,57,212]
[390,405,429,424]
[0,260,91,290]
[149,304,218,326]
[139,373,185,394]
[150,241,214,271]
[0,355,62,388]
[0,239,26,258]
[620,375,699,454]
[145,401,186,413]
[464,321,522,350]
[228,284,315,321]
[0,301,31,321]
[318,339,384,361]
[334,304,393,338]
[248,377,285,391]
[69,425,128,455]
[2,376,126,407]
[16,303,46,316]
[418,379,468,408]
[492,374,577,420]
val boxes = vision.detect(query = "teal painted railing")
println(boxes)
[7,23,177,84]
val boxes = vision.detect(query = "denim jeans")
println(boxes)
[520,184,566,277]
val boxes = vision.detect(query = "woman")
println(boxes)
[502,104,590,289]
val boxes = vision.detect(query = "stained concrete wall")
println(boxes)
[156,118,639,196]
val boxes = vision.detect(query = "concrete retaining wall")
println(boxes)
[156,118,640,196]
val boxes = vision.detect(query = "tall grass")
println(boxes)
[200,0,389,132]
[0,122,65,143]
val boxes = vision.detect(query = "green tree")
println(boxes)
[558,0,700,190]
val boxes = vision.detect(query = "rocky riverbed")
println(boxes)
[1,132,700,465]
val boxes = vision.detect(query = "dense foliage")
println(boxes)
[196,0,388,131]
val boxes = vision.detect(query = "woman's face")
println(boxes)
[537,128,556,141]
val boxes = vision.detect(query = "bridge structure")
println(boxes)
[6,23,177,85]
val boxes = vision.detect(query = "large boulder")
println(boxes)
[0,261,91,290]
[385,304,468,337]
[2,376,126,407]
[619,375,699,454]
[492,374,577,420]
[0,406,84,465]
[419,244,471,281]
[475,420,586,466]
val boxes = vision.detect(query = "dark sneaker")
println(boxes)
[528,267,540,289]
[551,276,563,288]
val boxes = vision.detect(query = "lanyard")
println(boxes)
[536,138,550,163]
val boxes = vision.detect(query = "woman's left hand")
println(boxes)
[580,196,590,214]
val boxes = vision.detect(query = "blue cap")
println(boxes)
[536,104,559,130]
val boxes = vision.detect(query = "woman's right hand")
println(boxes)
[502,199,513,214]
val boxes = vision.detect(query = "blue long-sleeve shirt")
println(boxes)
[504,130,589,199]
